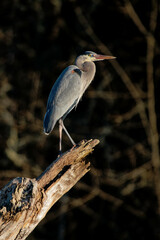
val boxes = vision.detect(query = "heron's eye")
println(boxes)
[89,54,93,57]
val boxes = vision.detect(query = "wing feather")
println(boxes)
[44,65,82,134]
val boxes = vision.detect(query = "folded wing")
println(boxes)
[43,65,82,134]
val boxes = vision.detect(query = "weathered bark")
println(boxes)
[0,139,99,240]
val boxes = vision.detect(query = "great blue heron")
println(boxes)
[43,51,115,152]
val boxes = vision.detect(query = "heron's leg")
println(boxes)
[60,119,76,146]
[59,119,63,153]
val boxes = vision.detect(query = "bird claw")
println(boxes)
[57,150,62,158]
[71,144,77,151]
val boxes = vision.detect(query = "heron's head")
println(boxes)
[83,51,116,62]
[75,51,116,68]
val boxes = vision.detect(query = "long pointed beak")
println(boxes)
[95,54,116,60]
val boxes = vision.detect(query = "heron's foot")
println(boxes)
[57,150,62,158]
[71,143,77,151]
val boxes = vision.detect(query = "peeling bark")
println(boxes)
[0,139,99,240]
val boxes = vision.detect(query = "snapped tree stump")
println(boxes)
[0,139,99,240]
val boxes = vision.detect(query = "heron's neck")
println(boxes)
[81,61,96,84]
[75,57,96,80]
[75,58,96,98]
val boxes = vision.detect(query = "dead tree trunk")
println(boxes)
[0,139,99,240]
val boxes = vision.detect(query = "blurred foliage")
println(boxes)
[0,0,160,239]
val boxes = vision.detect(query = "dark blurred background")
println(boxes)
[0,0,160,239]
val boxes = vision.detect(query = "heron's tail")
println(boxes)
[43,108,56,135]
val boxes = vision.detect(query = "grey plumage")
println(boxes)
[43,51,115,151]
[44,65,81,134]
